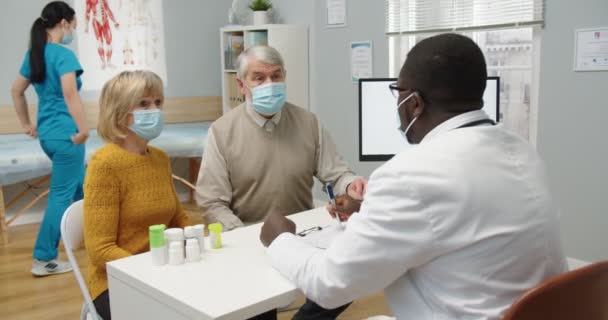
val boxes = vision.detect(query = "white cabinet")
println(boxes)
[220,25,309,114]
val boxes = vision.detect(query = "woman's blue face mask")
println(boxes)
[129,109,164,141]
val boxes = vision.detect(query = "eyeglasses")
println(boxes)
[389,82,408,99]
[297,226,325,237]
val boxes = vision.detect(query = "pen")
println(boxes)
[326,183,340,223]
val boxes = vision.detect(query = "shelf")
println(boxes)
[224,69,237,73]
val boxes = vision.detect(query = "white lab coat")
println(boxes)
[268,110,567,320]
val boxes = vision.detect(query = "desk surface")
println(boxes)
[107,207,333,320]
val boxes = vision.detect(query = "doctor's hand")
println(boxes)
[347,178,367,200]
[260,212,296,247]
[327,194,362,222]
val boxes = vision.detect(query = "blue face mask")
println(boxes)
[249,82,287,116]
[129,109,164,141]
[61,29,73,45]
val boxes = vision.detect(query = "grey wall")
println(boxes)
[162,0,230,97]
[1,0,231,223]
[271,0,387,198]
[311,0,388,179]
[0,0,230,104]
[537,0,608,262]
[0,0,49,104]
[280,0,608,262]
[4,1,606,262]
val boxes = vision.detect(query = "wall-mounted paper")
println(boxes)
[327,0,346,27]
[574,27,608,72]
[351,41,373,83]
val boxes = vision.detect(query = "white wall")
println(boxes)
[537,0,608,262]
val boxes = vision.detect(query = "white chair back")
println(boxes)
[60,200,101,320]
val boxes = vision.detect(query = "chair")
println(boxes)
[60,200,101,320]
[503,260,608,320]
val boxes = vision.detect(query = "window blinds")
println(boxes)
[386,0,544,35]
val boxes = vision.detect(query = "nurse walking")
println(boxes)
[10,1,89,276]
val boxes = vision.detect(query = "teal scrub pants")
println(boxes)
[33,139,85,261]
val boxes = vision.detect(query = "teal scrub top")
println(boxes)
[20,43,83,140]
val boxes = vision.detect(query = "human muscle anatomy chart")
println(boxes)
[75,0,167,91]
[85,0,120,70]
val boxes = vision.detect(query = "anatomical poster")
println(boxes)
[75,0,167,91]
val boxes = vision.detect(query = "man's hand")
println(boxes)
[260,212,296,247]
[347,178,367,200]
[326,194,362,222]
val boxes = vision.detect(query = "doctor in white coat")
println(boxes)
[260,33,567,320]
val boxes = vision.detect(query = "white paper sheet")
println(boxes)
[351,41,373,83]
[574,27,608,71]
[300,224,345,249]
[327,0,346,27]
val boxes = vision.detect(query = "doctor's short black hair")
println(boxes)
[400,33,487,111]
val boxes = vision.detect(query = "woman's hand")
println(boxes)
[23,124,37,138]
[71,131,89,145]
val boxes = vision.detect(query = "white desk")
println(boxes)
[107,207,333,320]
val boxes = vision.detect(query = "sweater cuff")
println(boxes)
[206,212,245,231]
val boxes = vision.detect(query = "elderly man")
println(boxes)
[196,46,365,319]
[261,33,567,320]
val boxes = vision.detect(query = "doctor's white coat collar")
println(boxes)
[421,109,492,143]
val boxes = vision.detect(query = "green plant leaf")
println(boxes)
[249,0,272,11]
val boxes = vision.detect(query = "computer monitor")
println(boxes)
[359,77,500,161]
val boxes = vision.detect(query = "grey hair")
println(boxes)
[236,46,286,80]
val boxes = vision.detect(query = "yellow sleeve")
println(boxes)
[83,154,131,270]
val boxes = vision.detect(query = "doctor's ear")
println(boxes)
[410,92,425,117]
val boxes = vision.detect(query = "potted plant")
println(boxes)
[249,0,272,25]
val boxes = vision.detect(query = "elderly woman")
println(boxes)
[83,70,191,320]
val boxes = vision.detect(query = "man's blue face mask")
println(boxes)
[248,82,287,116]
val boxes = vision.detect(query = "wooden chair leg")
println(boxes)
[172,175,196,192]
[1,186,8,245]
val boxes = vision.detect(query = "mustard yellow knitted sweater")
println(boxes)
[83,143,191,300]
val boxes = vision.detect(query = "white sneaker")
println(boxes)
[31,259,73,277]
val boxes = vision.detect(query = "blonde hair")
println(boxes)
[97,70,164,143]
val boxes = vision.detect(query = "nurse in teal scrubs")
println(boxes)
[11,1,89,277]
